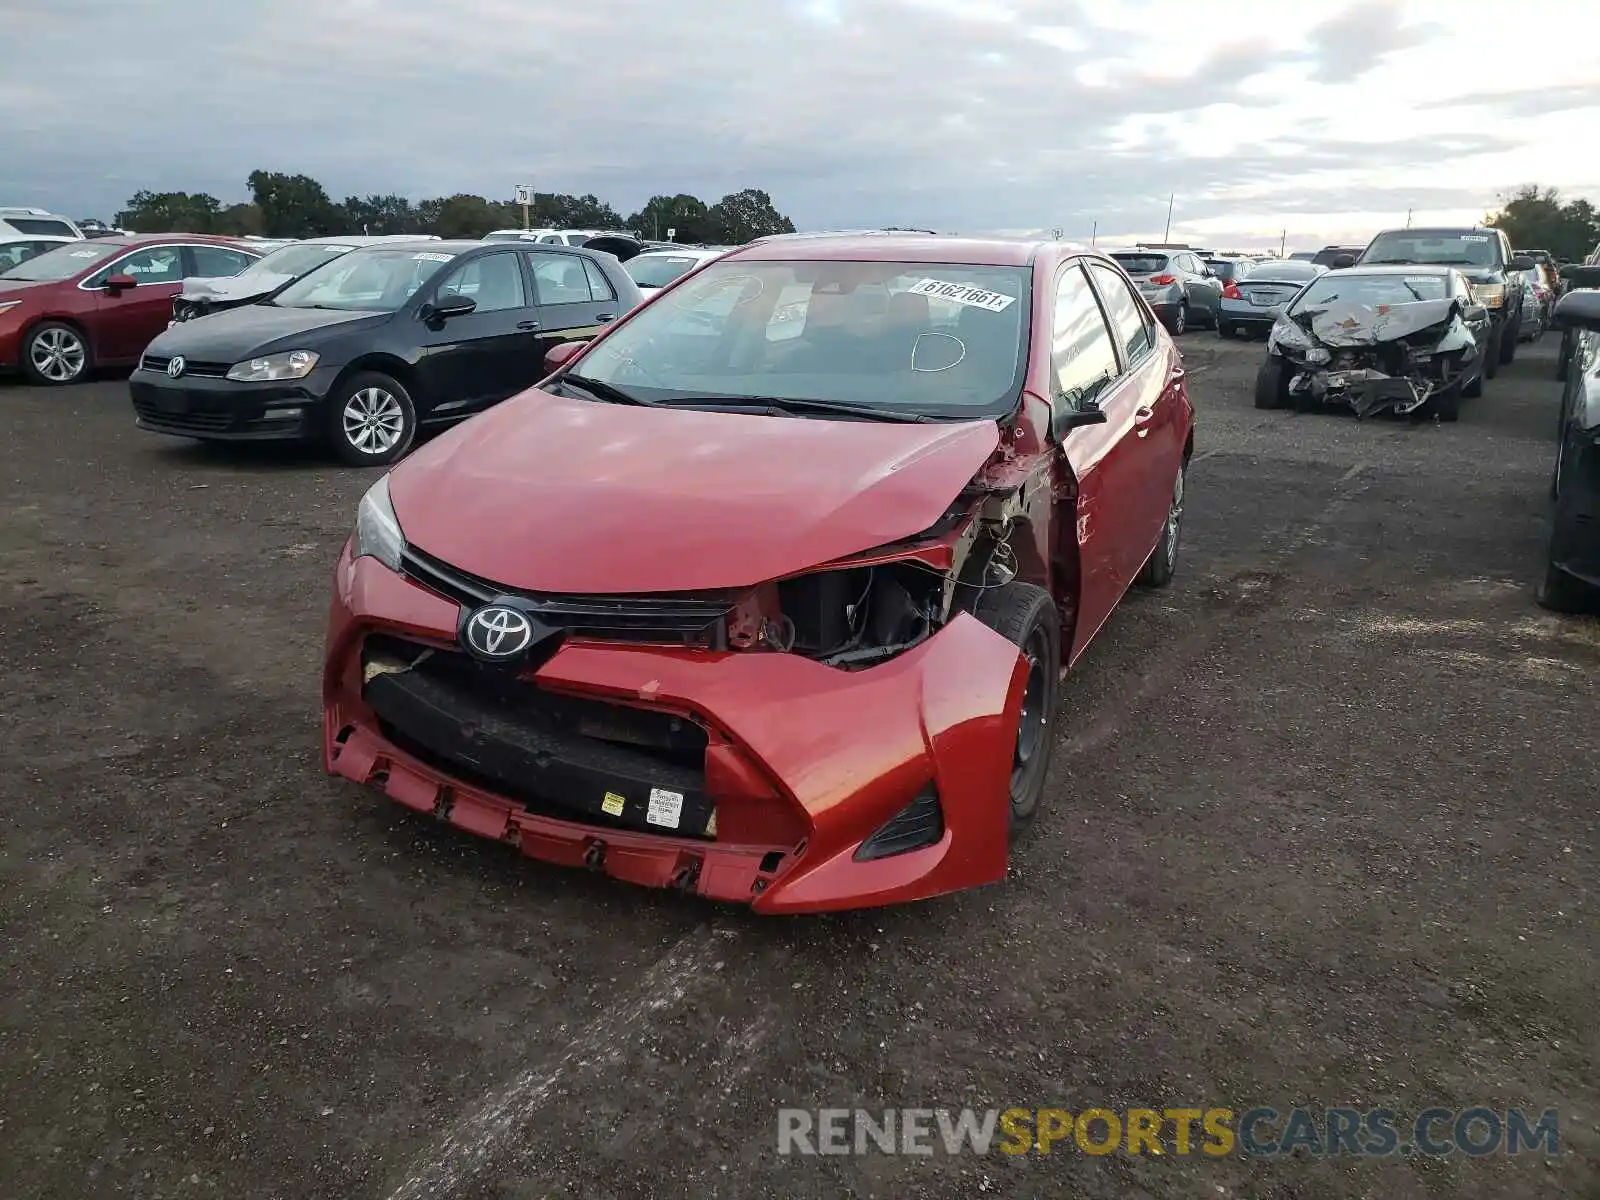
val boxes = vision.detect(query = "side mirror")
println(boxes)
[103,273,137,292]
[1552,290,1600,333]
[1509,255,1536,272]
[543,340,589,374]
[1052,403,1108,440]
[421,293,476,321]
[1331,254,1357,270]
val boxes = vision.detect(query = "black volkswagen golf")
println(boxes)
[128,240,642,465]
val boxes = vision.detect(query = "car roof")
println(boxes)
[96,233,255,247]
[1371,227,1497,238]
[730,232,1083,265]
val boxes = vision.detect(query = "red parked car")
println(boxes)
[323,233,1194,912]
[0,235,260,385]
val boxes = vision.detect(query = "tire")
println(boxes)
[1499,315,1519,364]
[22,321,92,386]
[1136,461,1186,588]
[1484,329,1501,380]
[1428,381,1461,423]
[1218,323,1235,340]
[1463,368,1483,399]
[972,581,1060,831]
[1557,329,1573,382]
[1164,302,1188,337]
[327,371,418,467]
[1253,359,1288,409]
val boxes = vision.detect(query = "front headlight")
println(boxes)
[353,475,404,571]
[226,349,319,382]
[1267,317,1312,356]
[1474,284,1505,308]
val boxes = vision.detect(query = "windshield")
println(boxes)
[571,259,1031,419]
[1363,231,1503,268]
[1110,253,1169,275]
[243,242,358,280]
[2,240,118,281]
[626,254,708,289]
[271,247,456,311]
[1291,273,1450,311]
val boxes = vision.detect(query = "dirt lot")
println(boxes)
[2,334,1597,1200]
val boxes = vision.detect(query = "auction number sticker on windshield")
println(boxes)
[71,249,102,257]
[1461,235,1490,242]
[322,245,355,253]
[412,252,453,262]
[909,278,1016,312]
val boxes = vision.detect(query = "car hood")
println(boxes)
[178,272,291,305]
[388,389,1002,594]
[144,303,388,359]
[1294,298,1460,347]
[0,277,55,300]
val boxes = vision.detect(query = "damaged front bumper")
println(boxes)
[1286,363,1446,417]
[323,548,1030,913]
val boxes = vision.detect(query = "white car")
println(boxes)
[0,234,78,276]
[624,247,728,292]
[0,207,83,241]
[482,228,606,246]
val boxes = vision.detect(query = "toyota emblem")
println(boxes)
[167,355,186,378]
[463,605,535,660]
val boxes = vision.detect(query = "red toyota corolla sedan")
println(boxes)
[323,233,1194,912]
[0,235,259,385]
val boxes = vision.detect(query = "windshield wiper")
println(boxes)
[560,374,663,407]
[662,394,939,423]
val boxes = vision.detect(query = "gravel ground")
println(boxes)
[1,334,1596,1200]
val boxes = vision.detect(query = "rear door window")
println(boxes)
[1088,262,1156,367]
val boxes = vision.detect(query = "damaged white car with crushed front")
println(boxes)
[1252,265,1492,422]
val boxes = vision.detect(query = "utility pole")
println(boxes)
[1279,229,1286,257]
[1405,208,1413,228]
[1163,194,1175,242]
[1091,220,1098,247]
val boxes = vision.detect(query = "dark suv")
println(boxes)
[1347,228,1534,369]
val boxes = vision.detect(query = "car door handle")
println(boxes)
[1134,406,1155,437]
[595,313,616,323]
[517,320,540,330]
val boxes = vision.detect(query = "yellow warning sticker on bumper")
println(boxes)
[601,792,626,817]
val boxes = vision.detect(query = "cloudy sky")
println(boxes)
[4,0,1597,249]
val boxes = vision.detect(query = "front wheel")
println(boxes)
[327,371,418,467]
[1499,316,1520,364]
[1537,557,1593,614]
[1427,381,1461,422]
[1254,359,1288,409]
[23,322,92,386]
[1484,329,1502,379]
[1136,461,1186,588]
[972,581,1061,832]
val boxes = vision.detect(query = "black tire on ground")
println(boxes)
[1537,557,1593,614]
[1164,303,1188,337]
[1428,381,1461,422]
[1136,461,1186,588]
[326,370,419,467]
[1218,323,1235,340]
[1484,329,1501,380]
[1463,366,1483,399]
[22,321,93,387]
[1499,316,1520,364]
[1254,359,1288,409]
[971,580,1061,832]
[1557,328,1573,381]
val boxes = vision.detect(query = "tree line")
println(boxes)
[1486,185,1600,262]
[111,171,797,245]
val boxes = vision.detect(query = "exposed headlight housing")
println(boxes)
[1267,317,1312,356]
[353,475,404,571]
[226,349,319,382]
[1474,283,1505,309]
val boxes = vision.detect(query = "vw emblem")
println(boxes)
[167,355,186,378]
[464,605,535,660]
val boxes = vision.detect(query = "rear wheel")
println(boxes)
[1499,316,1520,364]
[1254,359,1288,409]
[1164,302,1188,337]
[1218,323,1236,340]
[327,371,418,467]
[972,582,1060,832]
[1136,462,1186,588]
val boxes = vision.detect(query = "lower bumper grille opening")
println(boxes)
[854,785,944,861]
[361,635,716,839]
